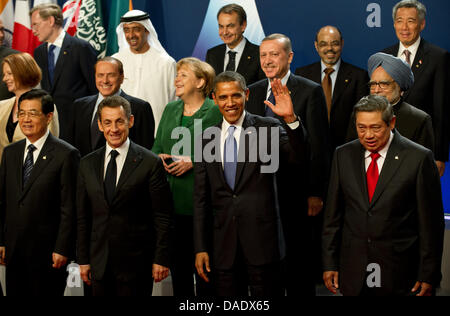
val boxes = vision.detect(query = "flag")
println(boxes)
[62,0,106,58]
[0,0,14,47]
[106,0,133,56]
[12,0,40,54]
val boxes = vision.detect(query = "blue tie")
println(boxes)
[23,144,36,188]
[48,44,56,86]
[224,126,237,190]
[265,89,276,117]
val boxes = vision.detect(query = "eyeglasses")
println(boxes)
[18,110,43,119]
[368,81,394,90]
[317,41,341,49]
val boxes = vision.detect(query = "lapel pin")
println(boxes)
[345,79,349,83]
[419,60,422,64]
[395,156,399,160]
[247,56,251,59]
[64,51,68,55]
[416,64,419,68]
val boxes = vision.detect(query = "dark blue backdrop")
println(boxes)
[49,0,448,211]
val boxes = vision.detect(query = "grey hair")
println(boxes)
[353,95,394,126]
[393,0,426,22]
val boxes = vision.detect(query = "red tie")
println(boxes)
[367,152,381,202]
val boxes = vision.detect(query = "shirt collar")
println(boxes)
[364,130,394,159]
[399,36,421,56]
[321,58,341,73]
[222,110,246,132]
[226,37,246,55]
[25,129,50,152]
[98,89,123,104]
[105,137,130,159]
[48,30,66,49]
[268,70,291,91]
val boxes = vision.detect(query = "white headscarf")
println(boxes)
[116,10,169,57]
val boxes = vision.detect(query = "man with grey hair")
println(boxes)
[323,94,444,296]
[347,52,434,152]
[205,3,265,86]
[383,0,449,176]
[31,3,98,143]
[246,33,330,296]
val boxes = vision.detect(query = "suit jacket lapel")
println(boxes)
[332,62,350,105]
[234,113,254,189]
[236,40,252,74]
[51,34,70,93]
[357,145,370,209]
[20,135,56,199]
[114,142,142,202]
[410,39,427,80]
[369,132,404,207]
[311,62,322,84]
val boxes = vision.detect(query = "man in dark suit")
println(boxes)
[246,33,330,295]
[382,0,449,176]
[205,3,265,86]
[295,25,369,149]
[31,3,97,143]
[0,89,80,296]
[322,95,444,296]
[72,57,155,157]
[0,18,19,101]
[194,71,306,296]
[348,52,434,152]
[77,95,173,296]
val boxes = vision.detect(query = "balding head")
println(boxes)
[314,26,344,67]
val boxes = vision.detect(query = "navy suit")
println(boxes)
[34,33,98,143]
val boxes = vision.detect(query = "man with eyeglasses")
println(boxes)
[347,52,434,153]
[0,89,80,296]
[295,25,369,150]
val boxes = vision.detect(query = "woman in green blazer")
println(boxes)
[152,57,222,296]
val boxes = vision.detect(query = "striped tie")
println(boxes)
[23,144,36,187]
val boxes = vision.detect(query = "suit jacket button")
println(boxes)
[368,238,372,243]
[233,195,237,199]
[368,211,373,217]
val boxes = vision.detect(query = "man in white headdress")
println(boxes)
[113,10,176,134]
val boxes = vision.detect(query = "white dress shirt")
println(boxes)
[103,138,130,185]
[397,37,421,66]
[224,37,247,72]
[23,130,50,164]
[364,131,394,172]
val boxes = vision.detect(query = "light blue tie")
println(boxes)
[224,125,237,190]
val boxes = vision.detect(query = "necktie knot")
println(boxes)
[226,51,237,71]
[49,44,56,53]
[370,152,380,161]
[110,150,119,160]
[27,144,36,153]
[403,49,411,65]
[324,67,334,76]
[228,51,236,58]
[228,125,236,136]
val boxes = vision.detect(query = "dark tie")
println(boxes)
[226,51,237,71]
[104,150,119,204]
[90,111,100,150]
[366,152,381,202]
[322,67,334,121]
[224,126,237,190]
[48,44,56,86]
[23,144,36,188]
[265,89,276,117]
[403,49,411,66]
